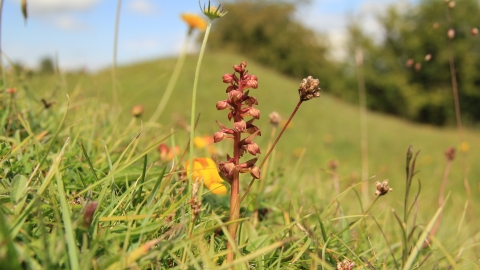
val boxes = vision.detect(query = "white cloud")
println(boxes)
[17,0,101,15]
[50,15,88,31]
[128,0,158,15]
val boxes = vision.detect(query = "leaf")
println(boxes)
[21,0,28,21]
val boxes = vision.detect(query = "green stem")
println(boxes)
[183,20,212,266]
[149,31,191,123]
[188,20,212,184]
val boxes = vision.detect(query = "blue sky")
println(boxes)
[2,0,412,71]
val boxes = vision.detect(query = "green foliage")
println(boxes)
[206,0,338,89]
[343,0,480,125]
[39,56,55,74]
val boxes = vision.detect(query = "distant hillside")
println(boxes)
[27,51,480,205]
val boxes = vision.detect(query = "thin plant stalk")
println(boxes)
[183,20,212,265]
[111,0,122,108]
[445,5,474,234]
[241,100,303,203]
[355,47,369,204]
[188,20,212,190]
[149,32,191,123]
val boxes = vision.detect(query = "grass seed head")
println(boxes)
[298,76,321,101]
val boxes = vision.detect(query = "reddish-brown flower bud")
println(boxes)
[244,96,258,106]
[250,166,260,179]
[245,78,258,89]
[250,107,260,119]
[214,131,225,143]
[228,90,243,102]
[234,119,246,132]
[414,62,422,71]
[222,73,234,83]
[246,142,261,155]
[226,85,236,93]
[233,61,247,73]
[216,100,229,110]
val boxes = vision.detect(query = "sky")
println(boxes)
[2,0,413,72]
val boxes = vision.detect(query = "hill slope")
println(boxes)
[28,51,480,209]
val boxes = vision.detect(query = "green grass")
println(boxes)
[1,50,479,269]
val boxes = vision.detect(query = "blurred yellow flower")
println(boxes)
[181,13,207,32]
[194,135,214,149]
[186,158,227,195]
[460,141,470,153]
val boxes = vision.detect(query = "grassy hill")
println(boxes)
[5,50,480,268]
[27,51,480,201]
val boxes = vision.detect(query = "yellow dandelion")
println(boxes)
[181,13,207,32]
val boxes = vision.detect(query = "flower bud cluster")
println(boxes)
[215,62,261,182]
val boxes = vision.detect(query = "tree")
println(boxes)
[343,0,480,125]
[206,0,338,88]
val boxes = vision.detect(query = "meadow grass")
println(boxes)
[1,50,480,269]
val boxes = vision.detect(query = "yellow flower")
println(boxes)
[194,135,214,149]
[186,158,227,195]
[181,13,207,32]
[460,141,470,153]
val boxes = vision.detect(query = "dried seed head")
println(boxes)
[375,180,393,196]
[406,58,414,67]
[448,29,455,39]
[472,28,479,36]
[414,62,422,71]
[130,105,144,117]
[444,147,456,161]
[269,111,281,127]
[328,160,339,171]
[298,76,321,101]
[337,259,355,270]
[425,54,432,61]
[82,201,98,227]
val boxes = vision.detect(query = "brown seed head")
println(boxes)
[130,105,144,117]
[448,29,455,39]
[269,111,281,127]
[414,62,422,71]
[375,180,393,196]
[298,76,321,101]
[82,201,98,227]
[328,160,339,171]
[406,58,414,67]
[471,28,479,36]
[445,147,456,161]
[337,259,355,270]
